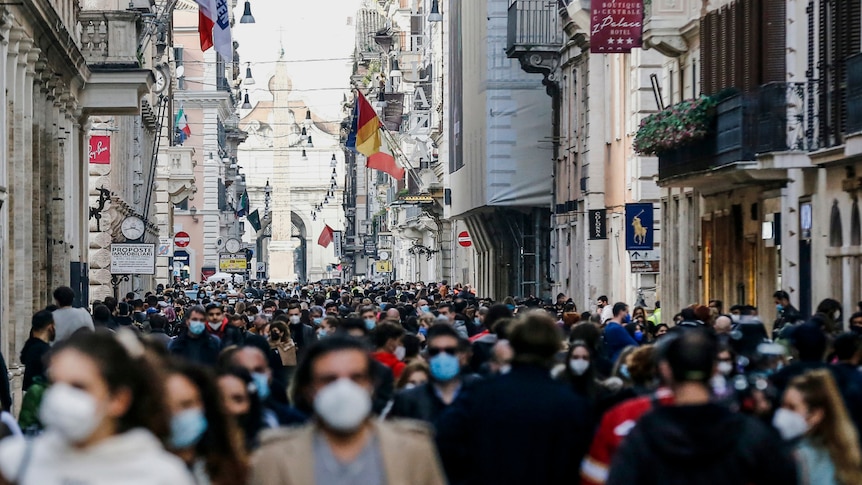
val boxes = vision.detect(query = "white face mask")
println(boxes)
[772,408,809,441]
[40,383,103,443]
[289,315,301,325]
[313,378,372,433]
[569,359,590,376]
[394,345,406,361]
[717,361,734,376]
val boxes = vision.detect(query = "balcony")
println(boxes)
[80,11,140,67]
[641,0,700,57]
[156,146,197,204]
[506,0,564,90]
[658,82,828,187]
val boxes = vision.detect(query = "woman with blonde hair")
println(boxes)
[773,369,862,485]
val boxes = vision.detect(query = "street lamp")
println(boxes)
[301,149,308,160]
[244,62,255,85]
[241,90,252,109]
[428,0,442,22]
[264,179,271,218]
[330,154,337,168]
[240,0,256,23]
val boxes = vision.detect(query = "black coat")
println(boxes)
[607,403,797,485]
[168,332,222,366]
[436,364,593,485]
[20,338,50,391]
[389,376,479,424]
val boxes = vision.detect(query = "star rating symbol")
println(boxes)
[627,37,634,44]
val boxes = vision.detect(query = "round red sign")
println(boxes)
[458,231,472,247]
[174,231,191,248]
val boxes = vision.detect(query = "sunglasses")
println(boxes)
[428,346,458,357]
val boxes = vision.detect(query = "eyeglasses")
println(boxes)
[428,346,458,356]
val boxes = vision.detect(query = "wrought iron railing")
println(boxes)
[659,81,835,181]
[506,0,564,56]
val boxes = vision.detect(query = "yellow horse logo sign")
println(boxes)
[632,211,648,245]
[626,203,654,250]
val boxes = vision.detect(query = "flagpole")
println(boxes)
[378,126,425,190]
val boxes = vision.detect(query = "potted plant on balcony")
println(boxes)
[634,95,717,156]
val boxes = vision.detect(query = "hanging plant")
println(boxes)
[634,95,717,156]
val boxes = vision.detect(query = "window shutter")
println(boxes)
[761,0,785,83]
[701,12,714,94]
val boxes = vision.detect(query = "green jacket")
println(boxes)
[18,376,46,433]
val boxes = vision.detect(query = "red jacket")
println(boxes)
[581,388,674,485]
[371,351,406,379]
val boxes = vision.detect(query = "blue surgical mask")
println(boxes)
[169,408,208,449]
[252,372,271,401]
[365,319,376,330]
[776,304,784,312]
[313,317,323,325]
[418,327,427,336]
[634,330,644,342]
[429,353,461,382]
[318,329,328,339]
[623,314,632,323]
[506,304,515,311]
[420,305,430,313]
[189,320,206,336]
[473,317,482,326]
[620,364,631,380]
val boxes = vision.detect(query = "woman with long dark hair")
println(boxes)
[0,330,194,484]
[163,360,248,485]
[217,367,264,451]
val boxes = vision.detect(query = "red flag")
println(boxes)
[317,224,335,248]
[197,7,214,52]
[367,131,405,180]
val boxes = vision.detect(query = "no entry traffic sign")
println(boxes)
[458,231,472,248]
[174,231,191,248]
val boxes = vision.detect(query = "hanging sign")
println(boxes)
[110,244,156,275]
[625,203,654,251]
[88,136,111,164]
[588,209,608,240]
[590,0,644,54]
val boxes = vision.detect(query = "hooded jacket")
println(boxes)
[606,403,797,485]
[0,429,195,485]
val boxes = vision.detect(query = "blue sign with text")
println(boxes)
[625,203,654,251]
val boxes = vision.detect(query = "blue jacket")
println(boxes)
[436,364,593,485]
[168,331,221,366]
[604,322,637,362]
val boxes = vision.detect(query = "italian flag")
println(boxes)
[176,106,191,143]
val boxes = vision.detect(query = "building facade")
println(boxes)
[651,0,862,326]
[169,1,246,283]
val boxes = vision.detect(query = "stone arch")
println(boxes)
[829,199,844,247]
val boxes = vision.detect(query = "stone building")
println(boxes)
[0,0,156,394]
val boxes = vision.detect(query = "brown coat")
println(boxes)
[249,420,447,485]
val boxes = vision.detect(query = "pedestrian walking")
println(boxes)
[251,336,446,485]
[0,331,195,484]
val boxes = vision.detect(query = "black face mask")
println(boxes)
[851,325,862,335]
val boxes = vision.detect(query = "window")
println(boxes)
[174,46,185,90]
[700,0,786,95]
[174,197,189,211]
[830,200,844,247]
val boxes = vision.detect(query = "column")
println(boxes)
[13,39,36,339]
[50,82,69,291]
[5,27,22,354]
[31,56,48,309]
[0,10,12,366]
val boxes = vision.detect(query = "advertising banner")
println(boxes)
[110,244,156,275]
[588,209,608,240]
[590,0,643,53]
[625,203,655,251]
[219,254,247,273]
[88,136,111,164]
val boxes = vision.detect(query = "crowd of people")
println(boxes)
[0,280,859,484]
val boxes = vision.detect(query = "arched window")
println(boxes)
[829,200,844,247]
[852,199,861,246]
